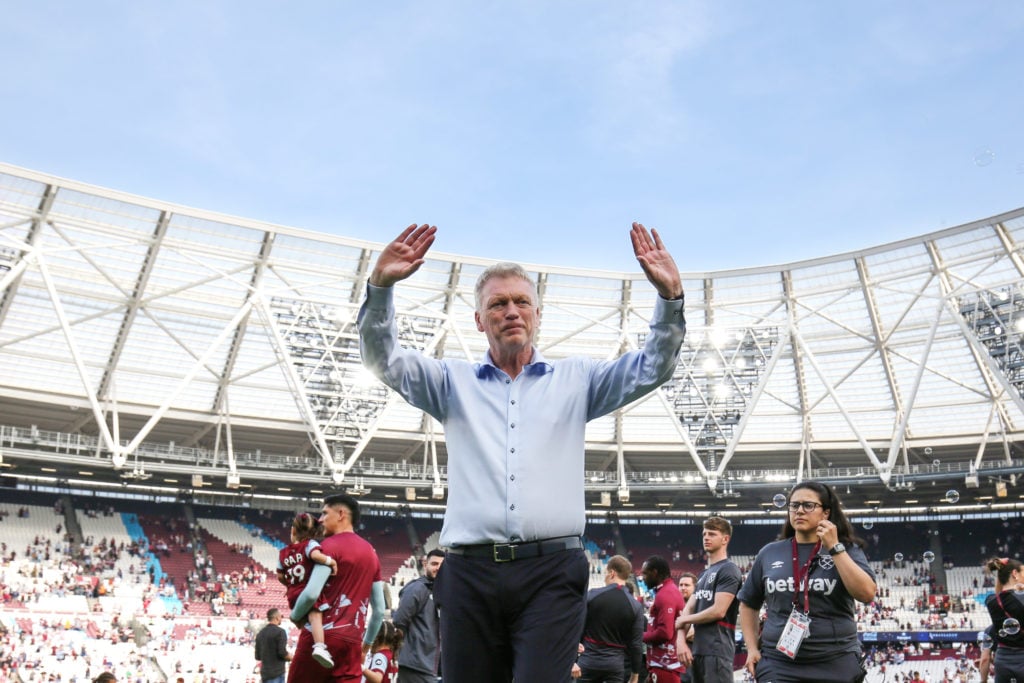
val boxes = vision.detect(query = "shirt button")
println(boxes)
[505,379,511,384]
[510,504,516,511]
[510,423,515,428]
[510,475,515,481]
[511,399,516,405]
[510,448,515,453]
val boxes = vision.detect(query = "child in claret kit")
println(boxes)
[277,512,337,668]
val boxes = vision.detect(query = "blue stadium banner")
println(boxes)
[860,631,980,643]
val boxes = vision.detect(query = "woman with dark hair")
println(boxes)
[981,557,1024,682]
[736,480,876,682]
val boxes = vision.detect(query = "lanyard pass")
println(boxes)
[790,538,822,614]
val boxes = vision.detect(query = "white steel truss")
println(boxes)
[1,162,1024,499]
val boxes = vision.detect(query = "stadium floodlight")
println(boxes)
[405,487,416,501]
[226,472,241,489]
[346,476,371,496]
[617,487,630,503]
[965,473,980,489]
[432,484,445,500]
[191,474,204,488]
[120,468,151,481]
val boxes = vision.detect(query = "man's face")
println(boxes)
[423,554,444,580]
[319,504,346,535]
[702,527,728,554]
[678,576,695,599]
[474,276,539,354]
[641,564,658,588]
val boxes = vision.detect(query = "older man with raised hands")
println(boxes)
[358,222,686,683]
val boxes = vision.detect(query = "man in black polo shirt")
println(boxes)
[573,555,644,683]
[675,517,741,683]
[255,608,291,683]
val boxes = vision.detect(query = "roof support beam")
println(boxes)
[0,184,56,328]
[351,247,373,304]
[884,297,945,472]
[253,295,338,478]
[702,278,713,327]
[211,230,275,413]
[781,271,813,478]
[993,222,1024,279]
[927,240,1020,428]
[615,278,633,489]
[122,299,258,458]
[415,260,462,487]
[856,257,905,437]
[35,256,120,462]
[97,210,172,400]
[713,326,789,478]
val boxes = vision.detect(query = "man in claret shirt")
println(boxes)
[287,493,386,683]
[642,555,686,683]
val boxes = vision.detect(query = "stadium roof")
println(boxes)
[2,162,1024,517]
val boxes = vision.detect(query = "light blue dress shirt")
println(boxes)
[358,283,686,547]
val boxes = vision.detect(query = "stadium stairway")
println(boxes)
[120,512,183,614]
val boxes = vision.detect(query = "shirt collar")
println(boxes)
[475,347,553,377]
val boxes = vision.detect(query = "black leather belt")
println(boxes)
[447,536,582,562]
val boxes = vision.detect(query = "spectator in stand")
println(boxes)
[358,223,684,683]
[737,481,876,683]
[982,557,1024,681]
[392,549,444,683]
[287,493,386,683]
[642,555,686,682]
[92,674,117,683]
[255,608,291,683]
[277,512,339,669]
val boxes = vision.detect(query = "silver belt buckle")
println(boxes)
[493,543,516,562]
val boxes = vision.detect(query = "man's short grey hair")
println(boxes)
[474,262,538,312]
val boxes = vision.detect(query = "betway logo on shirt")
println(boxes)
[764,577,838,595]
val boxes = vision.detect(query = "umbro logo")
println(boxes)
[770,561,785,569]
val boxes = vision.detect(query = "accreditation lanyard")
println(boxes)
[995,591,1023,622]
[790,538,822,614]
[997,591,1010,617]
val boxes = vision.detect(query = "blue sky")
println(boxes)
[2,1,1023,272]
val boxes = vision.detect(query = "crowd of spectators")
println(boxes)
[3,496,1022,681]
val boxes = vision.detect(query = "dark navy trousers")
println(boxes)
[435,548,589,683]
